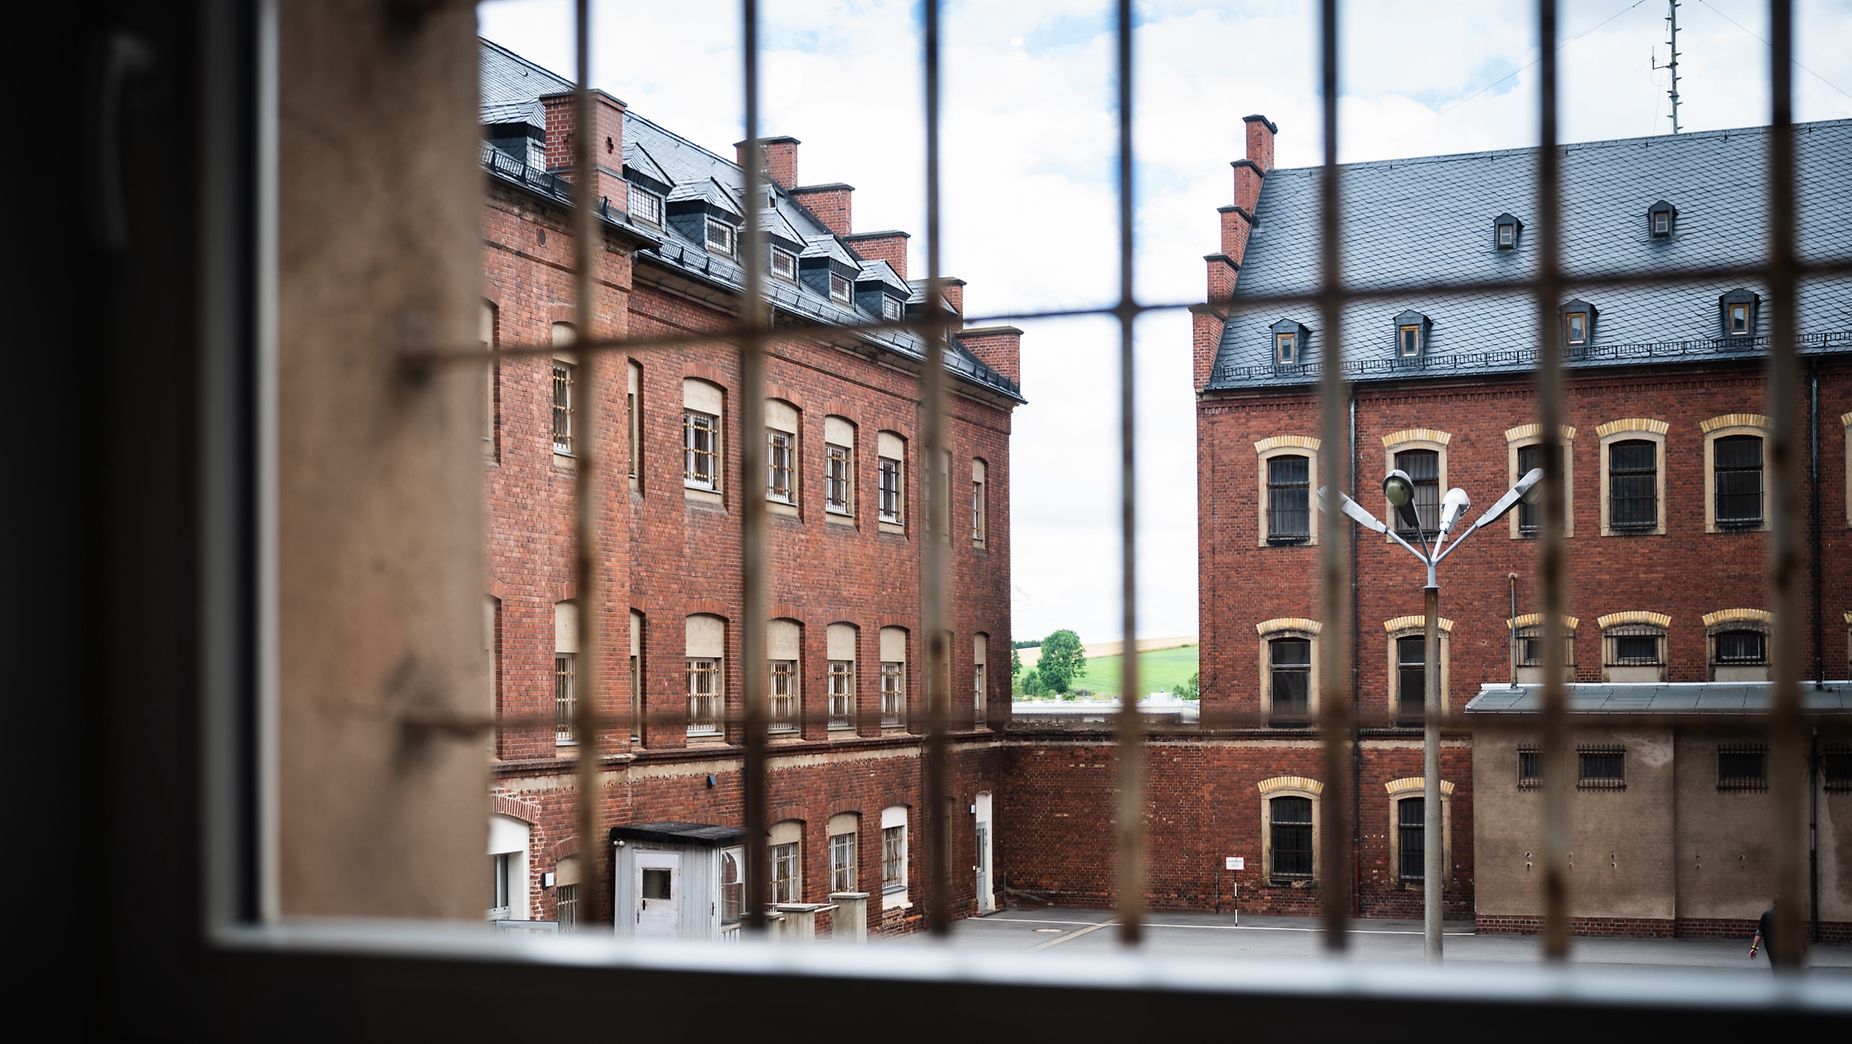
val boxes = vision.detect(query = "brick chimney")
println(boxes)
[960,325,1021,386]
[540,89,629,215]
[790,183,854,237]
[1195,114,1276,391]
[735,135,801,191]
[939,277,966,318]
[843,231,910,281]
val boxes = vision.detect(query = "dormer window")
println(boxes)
[1719,289,1760,338]
[1561,299,1598,347]
[881,297,902,321]
[1648,200,1677,239]
[631,186,664,226]
[829,272,852,305]
[1269,319,1309,366]
[770,246,797,281]
[1393,310,1431,359]
[1493,213,1523,251]
[705,216,737,257]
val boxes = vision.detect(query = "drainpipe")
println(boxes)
[1509,573,1519,687]
[1810,727,1820,943]
[1809,363,1822,684]
[1349,392,1362,919]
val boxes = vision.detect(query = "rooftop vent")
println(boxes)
[1493,213,1523,251]
[1269,319,1310,366]
[1648,200,1677,239]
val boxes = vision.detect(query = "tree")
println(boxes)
[1011,647,1023,682]
[1020,668,1046,697]
[1173,671,1200,702]
[1036,629,1087,695]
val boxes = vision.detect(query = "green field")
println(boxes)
[1040,644,1199,698]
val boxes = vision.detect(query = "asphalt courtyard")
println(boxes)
[881,906,1852,973]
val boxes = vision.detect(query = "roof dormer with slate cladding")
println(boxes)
[1198,120,1852,392]
[475,37,1022,404]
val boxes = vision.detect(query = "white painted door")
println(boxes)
[975,792,995,913]
[635,851,681,937]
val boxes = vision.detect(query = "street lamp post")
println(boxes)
[1320,466,1542,961]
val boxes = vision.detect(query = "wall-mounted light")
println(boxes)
[541,871,556,889]
[706,773,717,788]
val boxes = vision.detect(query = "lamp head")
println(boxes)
[1516,466,1544,504]
[1383,469,1415,508]
[1437,487,1471,537]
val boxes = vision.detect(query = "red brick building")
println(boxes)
[476,40,1022,934]
[1176,115,1851,926]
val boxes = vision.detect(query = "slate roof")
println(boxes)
[476,38,1022,402]
[1464,681,1852,715]
[858,259,911,295]
[608,822,747,848]
[1208,120,1852,390]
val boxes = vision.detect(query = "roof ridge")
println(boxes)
[478,36,573,92]
[1266,118,1852,176]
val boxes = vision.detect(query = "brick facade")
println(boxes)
[481,129,1017,930]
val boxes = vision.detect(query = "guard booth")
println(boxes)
[611,822,746,940]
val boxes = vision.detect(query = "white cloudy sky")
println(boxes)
[478,0,1852,646]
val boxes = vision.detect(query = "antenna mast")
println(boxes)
[1652,0,1683,133]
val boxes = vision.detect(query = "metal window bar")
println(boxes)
[686,659,721,736]
[1266,456,1311,542]
[1715,434,1765,527]
[768,660,797,733]
[826,445,851,513]
[828,661,854,729]
[1576,746,1626,790]
[1394,449,1440,536]
[378,0,1828,968]
[554,653,576,745]
[1718,744,1770,792]
[550,362,573,455]
[1518,747,1543,790]
[1270,796,1314,880]
[1716,630,1768,665]
[1608,440,1657,531]
[830,833,857,893]
[767,430,794,503]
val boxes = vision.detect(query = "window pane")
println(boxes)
[1395,450,1439,534]
[1398,799,1425,881]
[1716,630,1766,664]
[1267,455,1310,541]
[1609,439,1657,530]
[1270,796,1313,878]
[1396,635,1425,723]
[1715,435,1763,526]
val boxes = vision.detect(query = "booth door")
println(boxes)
[635,851,682,937]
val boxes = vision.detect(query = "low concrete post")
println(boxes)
[773,903,824,942]
[830,892,869,942]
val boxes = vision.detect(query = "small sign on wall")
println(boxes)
[1225,856,1244,871]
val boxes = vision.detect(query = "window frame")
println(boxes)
[1576,746,1627,791]
[1598,613,1669,683]
[684,409,721,493]
[1262,790,1316,884]
[1701,417,1770,533]
[1506,425,1575,539]
[1256,437,1318,547]
[1257,619,1319,726]
[1385,781,1452,889]
[829,271,853,305]
[551,359,576,458]
[971,458,988,548]
[770,245,798,281]
[1596,421,1667,536]
[1716,743,1769,793]
[705,215,738,257]
[828,825,858,894]
[880,806,910,909]
[1381,429,1450,543]
[1274,330,1296,364]
[1385,616,1451,725]
[630,184,665,227]
[767,428,797,506]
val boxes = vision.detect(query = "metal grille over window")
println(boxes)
[685,411,719,489]
[554,654,576,744]
[1608,439,1657,532]
[768,660,796,733]
[1398,798,1425,882]
[1717,744,1769,792]
[1714,434,1765,528]
[1270,796,1313,880]
[1518,747,1543,790]
[1394,449,1439,535]
[1577,746,1626,790]
[1267,455,1310,543]
[551,362,574,455]
[686,659,720,736]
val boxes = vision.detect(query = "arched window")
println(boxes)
[488,814,530,921]
[827,623,857,731]
[824,416,856,521]
[879,627,908,728]
[765,399,799,512]
[554,601,577,746]
[1597,611,1670,682]
[767,618,801,733]
[686,613,726,736]
[683,379,725,499]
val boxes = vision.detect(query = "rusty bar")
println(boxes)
[1111,0,1145,949]
[1533,0,1571,963]
[568,0,606,931]
[1314,0,1353,953]
[920,0,952,937]
[1763,0,1805,972]
[739,0,772,936]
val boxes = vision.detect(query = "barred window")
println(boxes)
[1715,629,1766,665]
[770,246,797,280]
[768,659,797,733]
[1518,747,1542,790]
[882,821,907,895]
[1515,624,1575,683]
[551,362,575,455]
[972,459,988,546]
[1608,439,1658,532]
[767,429,795,504]
[1397,798,1425,882]
[882,296,902,321]
[686,658,721,736]
[1266,455,1310,543]
[1717,745,1768,792]
[631,185,663,226]
[1269,796,1313,880]
[878,456,903,524]
[705,216,736,256]
[719,847,743,925]
[555,856,580,931]
[1714,434,1764,528]
[1268,637,1311,726]
[828,660,854,729]
[829,272,852,304]
[881,664,904,726]
[1514,443,1568,537]
[684,410,719,490]
[1396,635,1426,726]
[829,829,857,894]
[1604,626,1666,677]
[826,443,852,514]
[1826,746,1852,793]
[1394,449,1440,536]
[554,653,576,745]
[770,840,800,904]
[1577,746,1626,790]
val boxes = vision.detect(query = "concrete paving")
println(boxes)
[880,906,1852,973]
